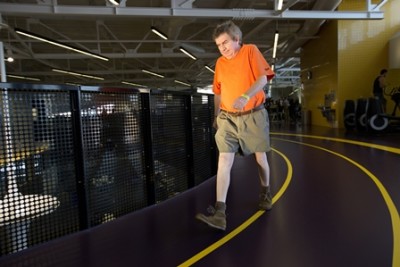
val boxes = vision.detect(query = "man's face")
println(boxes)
[215,33,240,60]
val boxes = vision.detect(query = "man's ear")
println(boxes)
[233,35,240,43]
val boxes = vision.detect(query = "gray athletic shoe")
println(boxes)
[196,206,226,231]
[259,191,273,210]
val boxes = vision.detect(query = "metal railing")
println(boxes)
[0,83,217,255]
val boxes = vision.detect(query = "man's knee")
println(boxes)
[218,153,234,167]
[254,152,267,164]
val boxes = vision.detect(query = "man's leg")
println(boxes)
[255,152,272,210]
[216,152,235,202]
[196,152,235,230]
[255,152,270,187]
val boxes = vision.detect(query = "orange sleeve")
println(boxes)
[249,45,275,81]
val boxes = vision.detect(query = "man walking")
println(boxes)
[196,21,275,231]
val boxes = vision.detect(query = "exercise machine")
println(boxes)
[368,87,400,131]
[343,99,356,130]
[343,98,369,132]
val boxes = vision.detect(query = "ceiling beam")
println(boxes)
[11,52,220,60]
[0,3,384,20]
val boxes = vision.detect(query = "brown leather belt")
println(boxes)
[221,105,265,117]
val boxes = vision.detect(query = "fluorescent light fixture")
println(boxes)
[151,26,168,40]
[205,65,215,73]
[5,49,14,62]
[271,64,275,71]
[7,74,40,81]
[179,47,197,60]
[108,0,120,5]
[15,28,109,61]
[122,81,147,87]
[197,88,214,94]
[174,80,191,87]
[142,69,164,78]
[272,31,279,59]
[180,43,205,53]
[52,68,104,80]
[277,0,283,10]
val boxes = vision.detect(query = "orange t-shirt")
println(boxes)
[213,44,275,112]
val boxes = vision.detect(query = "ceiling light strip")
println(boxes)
[205,65,215,74]
[15,28,109,61]
[7,74,40,81]
[179,47,197,60]
[52,68,104,80]
[277,0,284,10]
[122,81,147,87]
[272,31,279,59]
[108,0,120,6]
[142,69,165,78]
[174,80,191,87]
[151,27,168,40]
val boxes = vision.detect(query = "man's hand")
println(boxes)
[232,95,249,110]
[213,116,218,130]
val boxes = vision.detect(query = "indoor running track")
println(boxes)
[0,128,399,267]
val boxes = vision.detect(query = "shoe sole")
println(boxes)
[195,213,226,231]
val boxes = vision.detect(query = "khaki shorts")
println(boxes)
[215,108,270,156]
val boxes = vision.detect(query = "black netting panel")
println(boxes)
[150,93,189,203]
[0,88,79,255]
[0,91,5,201]
[0,85,216,257]
[191,94,216,185]
[80,91,147,227]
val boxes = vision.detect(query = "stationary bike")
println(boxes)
[343,98,368,132]
[368,87,400,131]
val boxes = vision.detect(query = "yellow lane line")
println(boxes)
[271,132,400,154]
[177,148,293,267]
[275,137,400,267]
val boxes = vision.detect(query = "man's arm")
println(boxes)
[379,76,387,88]
[243,75,268,98]
[213,94,221,129]
[214,94,221,116]
[232,75,268,110]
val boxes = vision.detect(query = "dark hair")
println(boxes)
[212,20,242,45]
[380,69,388,75]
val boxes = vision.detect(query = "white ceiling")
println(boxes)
[0,0,384,92]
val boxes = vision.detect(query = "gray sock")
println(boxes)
[261,185,270,194]
[215,201,226,212]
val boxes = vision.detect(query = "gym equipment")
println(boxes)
[355,98,368,132]
[343,99,356,130]
[368,87,400,132]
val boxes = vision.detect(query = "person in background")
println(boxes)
[373,69,388,113]
[196,20,275,231]
[283,97,290,123]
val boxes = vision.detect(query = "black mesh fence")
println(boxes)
[0,83,216,256]
[0,85,79,255]
[80,89,148,226]
[149,92,192,203]
[191,94,217,186]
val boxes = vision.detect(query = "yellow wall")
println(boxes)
[301,0,400,128]
[338,0,400,124]
[301,21,339,127]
